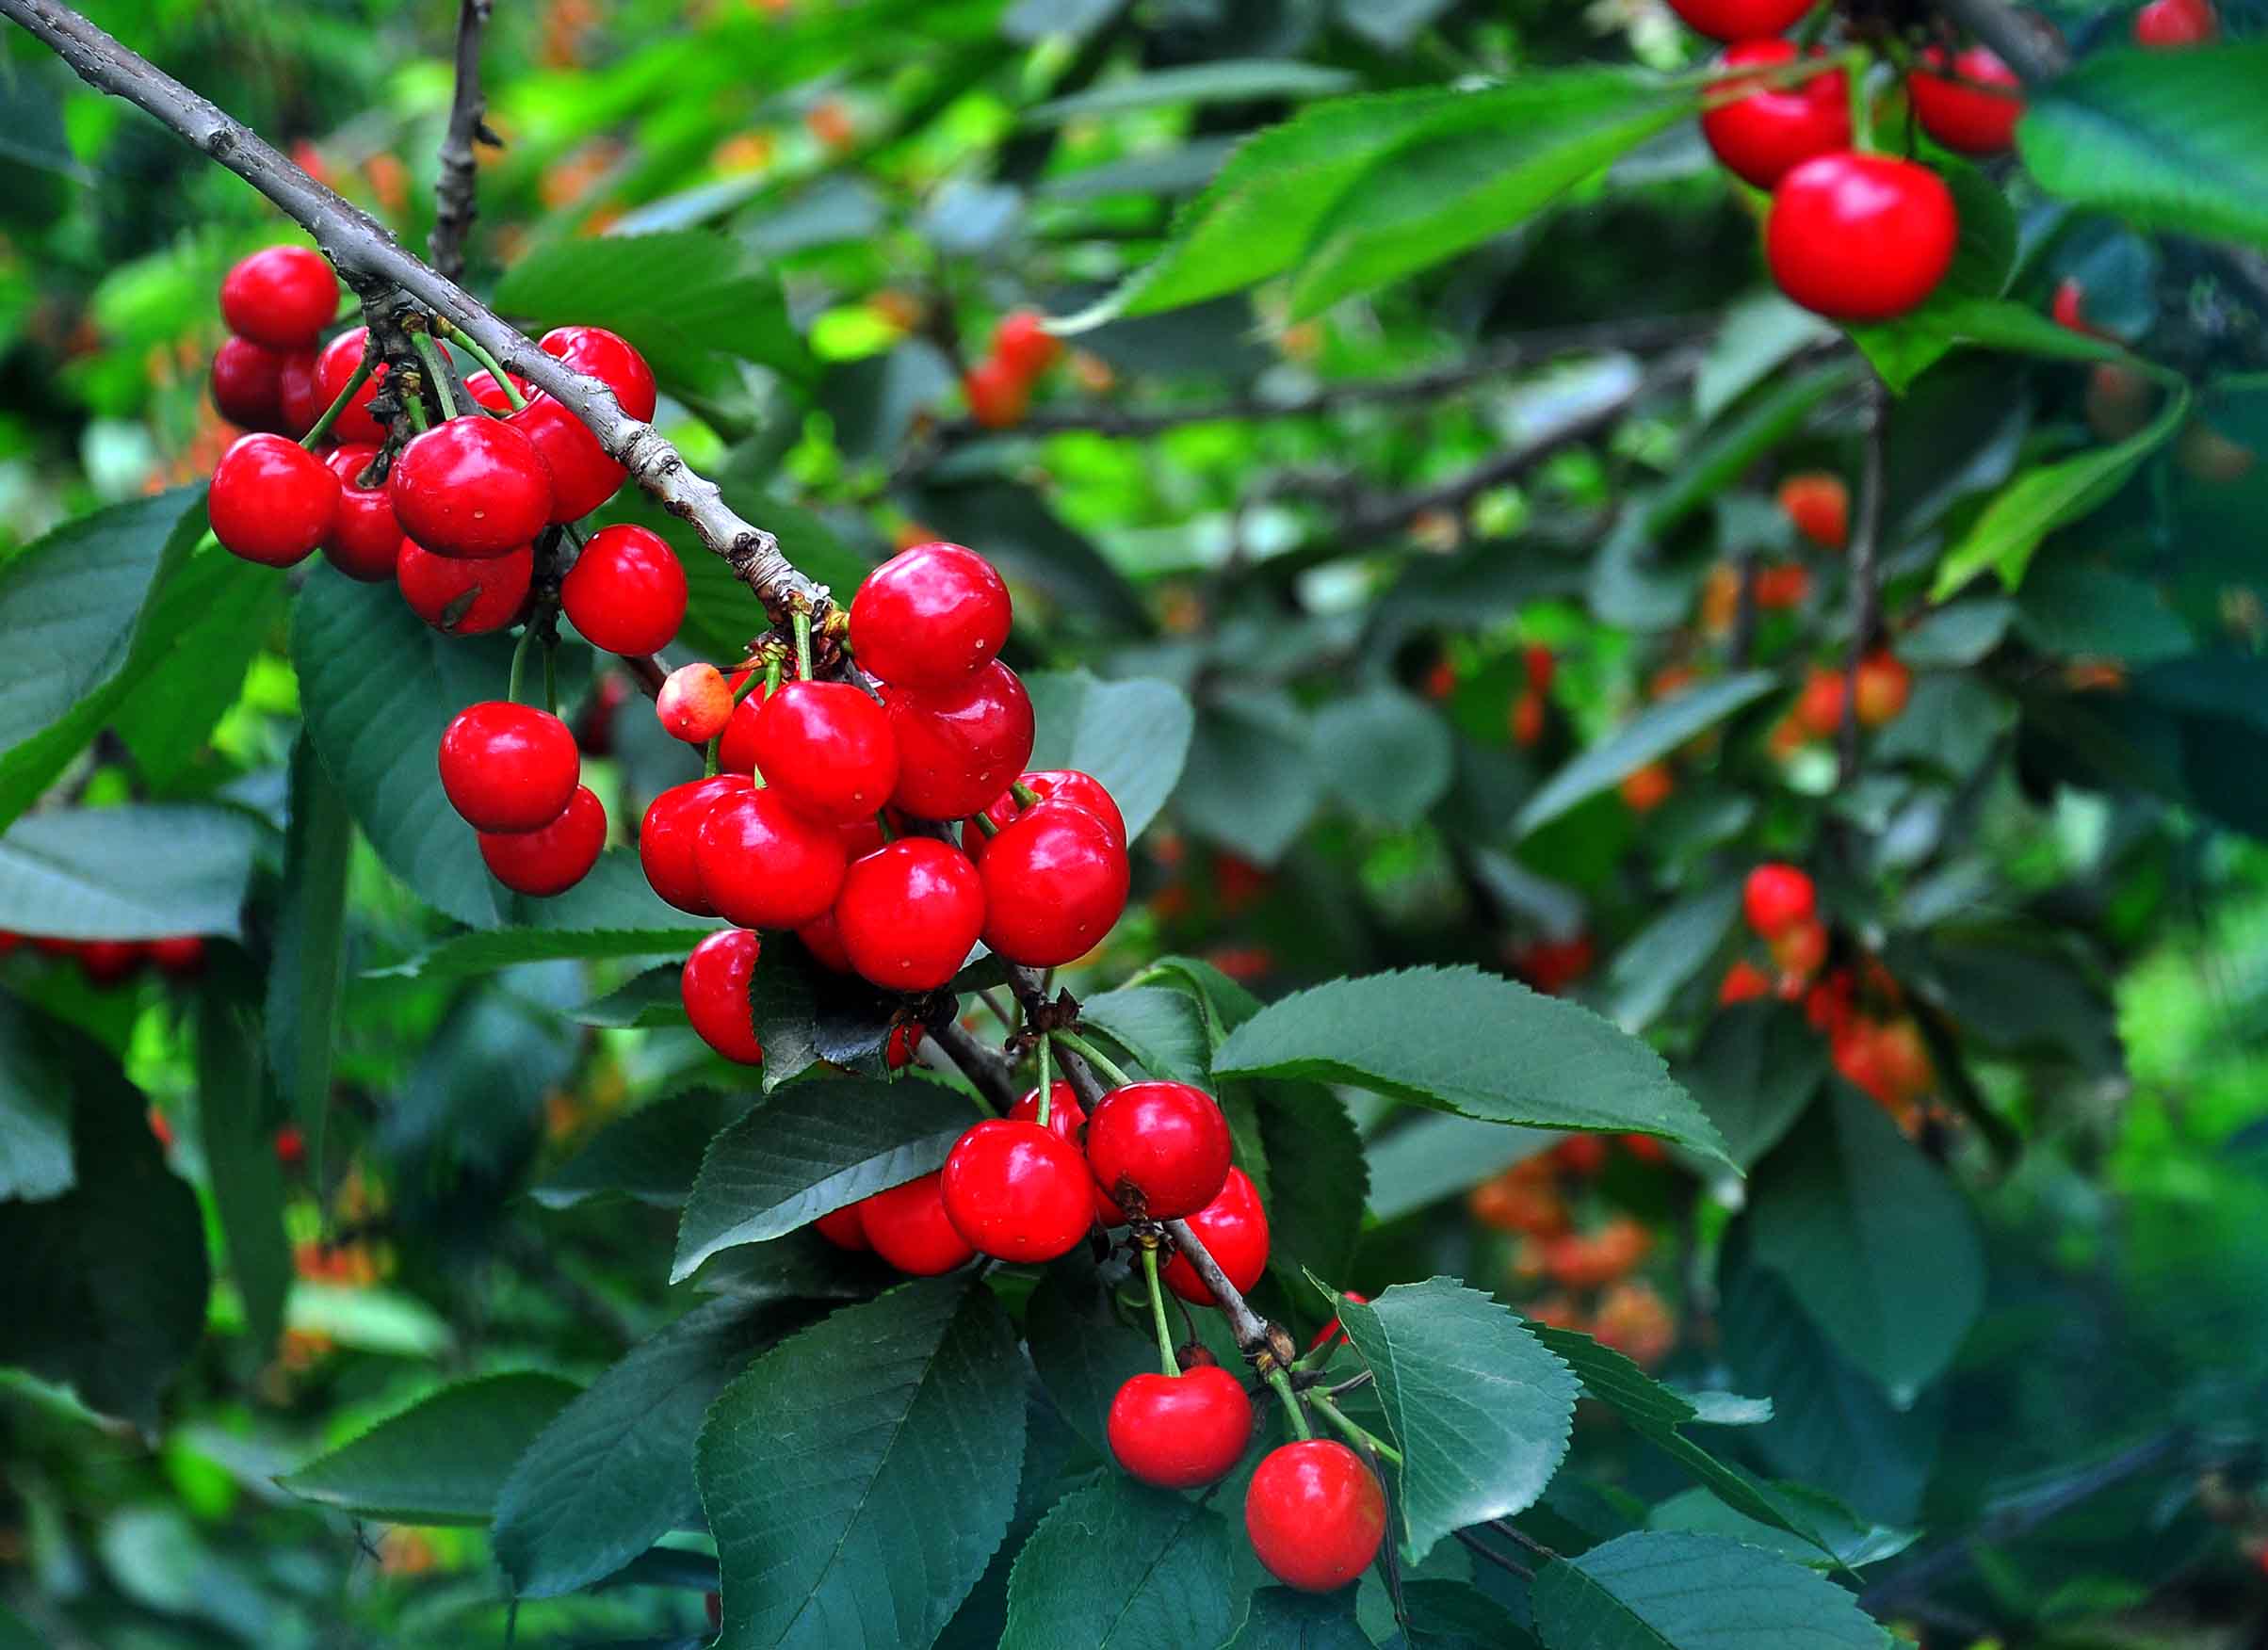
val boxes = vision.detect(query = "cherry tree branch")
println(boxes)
[429,0,496,280]
[0,0,826,620]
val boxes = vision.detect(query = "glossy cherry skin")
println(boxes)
[1085,1080,1233,1221]
[858,1173,976,1275]
[966,769,1126,864]
[978,801,1129,967]
[319,445,402,582]
[1766,154,1958,322]
[540,326,658,420]
[1162,1166,1270,1305]
[219,245,338,348]
[640,774,752,914]
[479,785,607,897]
[315,328,389,445]
[465,368,531,412]
[388,416,554,558]
[1908,46,2022,154]
[397,538,532,634]
[794,819,892,969]
[993,310,1062,380]
[1009,1082,1124,1223]
[1108,1367,1254,1490]
[209,433,339,567]
[77,940,145,986]
[509,394,626,522]
[849,542,1013,688]
[1742,863,1816,937]
[437,702,581,833]
[694,786,849,930]
[560,524,688,654]
[147,935,207,977]
[883,662,1035,820]
[715,672,767,776]
[833,837,985,991]
[681,928,764,1065]
[1700,41,1850,190]
[1244,1441,1387,1593]
[752,681,899,825]
[814,1203,869,1251]
[939,1118,1095,1263]
[211,335,287,429]
[2135,0,2216,45]
[276,348,325,439]
[657,664,736,744]
[1664,0,1813,38]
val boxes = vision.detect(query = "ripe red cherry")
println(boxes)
[833,837,985,991]
[978,801,1129,967]
[559,524,688,654]
[319,445,401,582]
[1766,154,1958,322]
[465,368,530,412]
[966,769,1126,863]
[315,328,389,445]
[1662,0,1813,39]
[2135,0,2216,46]
[209,433,339,567]
[798,910,852,972]
[1108,1367,1254,1489]
[1907,47,2023,154]
[939,1118,1095,1262]
[694,786,849,929]
[437,701,580,833]
[219,245,338,348]
[388,416,554,558]
[276,348,325,439]
[1008,1082,1125,1223]
[640,774,751,914]
[1307,1291,1371,1354]
[77,940,146,986]
[681,928,764,1065]
[993,310,1062,380]
[1162,1167,1270,1305]
[397,538,532,634]
[815,1204,869,1251]
[964,358,1029,429]
[1742,862,1816,937]
[508,395,626,522]
[1084,1080,1232,1221]
[858,1173,976,1275]
[479,785,607,897]
[211,335,287,429]
[849,542,1013,688]
[883,662,1035,819]
[752,681,899,824]
[1244,1440,1387,1593]
[147,935,207,977]
[540,325,657,420]
[1700,41,1851,190]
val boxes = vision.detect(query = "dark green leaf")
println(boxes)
[1515,674,1778,837]
[1310,686,1454,828]
[267,737,352,1148]
[1603,881,1741,1034]
[1001,1476,1236,1650]
[1230,1588,1370,1649]
[110,532,284,790]
[1024,671,1195,843]
[1647,1485,1917,1571]
[1081,985,1213,1083]
[193,994,290,1359]
[1024,1258,1158,1459]
[1531,1532,1892,1649]
[1679,1001,1827,1171]
[1256,1080,1368,1287]
[1364,1114,1556,1222]
[568,962,688,1029]
[1027,59,1355,123]
[0,993,75,1201]
[378,850,719,980]
[280,1373,582,1526]
[0,804,261,940]
[534,1088,747,1209]
[1174,695,1320,865]
[2014,561,2193,665]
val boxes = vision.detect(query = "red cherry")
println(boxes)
[978,801,1129,967]
[276,348,325,439]
[681,928,764,1065]
[694,786,849,929]
[752,681,899,825]
[465,368,531,412]
[657,664,735,744]
[815,1203,869,1251]
[559,524,688,655]
[211,335,287,429]
[2134,0,2216,46]
[397,538,532,634]
[1244,1440,1387,1593]
[993,310,1062,380]
[389,416,554,558]
[639,774,752,914]
[1161,1167,1270,1305]
[539,325,657,421]
[1085,1080,1233,1222]
[219,245,338,348]
[883,662,1035,820]
[1008,1082,1124,1223]
[1553,1133,1610,1176]
[964,358,1029,429]
[966,769,1127,863]
[939,1118,1095,1262]
[314,328,388,445]
[147,935,206,977]
[209,433,339,567]
[849,542,1013,688]
[1742,862,1817,937]
[1306,1291,1370,1354]
[508,394,627,523]
[273,1124,306,1166]
[479,785,607,897]
[1662,0,1813,39]
[832,837,985,991]
[77,940,145,986]
[437,702,580,833]
[1699,41,1851,191]
[887,1022,925,1071]
[858,1173,975,1275]
[1908,46,2023,155]
[319,445,401,582]
[1766,154,1958,322]
[1108,1367,1254,1489]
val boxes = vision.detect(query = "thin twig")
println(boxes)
[429,0,496,279]
[616,652,667,698]
[1453,1528,1536,1583]
[1837,374,1888,787]
[928,1017,1017,1112]
[1492,1518,1560,1561]
[1161,1214,1273,1354]
[1934,0,2066,83]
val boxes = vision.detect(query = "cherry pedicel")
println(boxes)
[210,433,339,567]
[1161,1166,1269,1305]
[849,542,1013,689]
[752,681,900,825]
[832,837,985,992]
[397,538,532,634]
[858,1173,976,1275]
[814,1203,869,1251]
[219,245,338,348]
[1699,41,1850,192]
[1084,1080,1232,1221]
[509,395,627,523]
[479,785,607,897]
[656,663,736,744]
[1662,0,1813,40]
[388,416,554,558]
[1108,1366,1254,1490]
[1907,46,2023,155]
[966,768,1126,862]
[1742,863,1816,937]
[883,660,1036,820]
[315,328,389,445]
[319,445,402,582]
[939,1118,1094,1263]
[1766,154,1958,322]
[977,801,1130,968]
[540,325,658,421]
[716,671,767,775]
[992,310,1063,380]
[1244,1440,1387,1593]
[640,774,752,914]
[694,785,850,930]
[211,335,289,429]
[437,701,581,833]
[559,524,688,655]
[681,928,765,1065]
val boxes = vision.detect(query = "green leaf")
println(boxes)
[672,1078,976,1281]
[1309,686,1454,828]
[1378,1581,1540,1648]
[1081,985,1213,1084]
[0,804,262,940]
[193,994,291,1359]
[1531,1532,1893,1649]
[1175,694,1320,865]
[1515,673,1778,838]
[2014,561,2194,666]
[1026,59,1356,123]
[1647,1485,1917,1571]
[110,533,284,791]
[1603,881,1742,1034]
[697,1277,1025,1648]
[1694,295,1836,424]
[1334,1279,1580,1563]
[1001,1476,1237,1650]
[380,852,719,981]
[2019,42,2268,253]
[279,1373,582,1526]
[1364,1114,1556,1222]
[1255,1080,1368,1287]
[0,993,75,1201]
[1746,1083,1984,1399]
[1213,966,1731,1164]
[1022,671,1195,844]
[568,962,688,1028]
[534,1088,747,1209]
[1679,1001,1827,1172]
[1024,1258,1158,1458]
[745,939,901,1092]
[1845,163,2017,393]
[267,737,352,1151]
[1229,1589,1371,1649]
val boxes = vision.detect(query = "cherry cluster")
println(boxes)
[0,930,206,986]
[1470,1137,1676,1367]
[963,309,1064,430]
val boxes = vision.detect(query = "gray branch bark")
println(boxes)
[429,0,495,280]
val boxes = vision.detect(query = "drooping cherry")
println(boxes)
[147,935,207,977]
[77,940,145,986]
[397,538,532,634]
[559,524,688,655]
[1244,1440,1387,1593]
[1108,1366,1254,1490]
[319,445,402,582]
[478,785,607,897]
[437,701,581,833]
[814,1204,869,1251]
[752,680,899,825]
[965,768,1126,863]
[1306,1291,1371,1353]
[276,348,325,439]
[964,358,1029,430]
[832,836,985,991]
[211,335,287,429]
[1742,863,1816,937]
[1084,1080,1232,1221]
[2134,0,2217,44]
[1699,41,1851,191]
[219,245,338,348]
[993,310,1062,380]
[639,774,752,914]
[694,785,849,929]
[681,928,764,1065]
[539,325,658,420]
[978,801,1129,967]
[210,433,339,567]
[1662,0,1815,40]
[1907,46,2023,154]
[1766,154,1958,322]
[1161,1166,1270,1305]
[883,661,1035,820]
[1777,471,1849,549]
[858,1173,976,1275]
[939,1118,1095,1263]
[849,542,1013,688]
[314,328,389,445]
[509,393,627,523]
[388,416,554,558]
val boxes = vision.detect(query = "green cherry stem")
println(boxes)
[731,664,769,704]
[1035,1032,1054,1128]
[299,339,375,449]
[1050,1028,1132,1088]
[703,735,721,779]
[874,808,898,843]
[439,320,528,410]
[763,656,783,698]
[543,636,559,716]
[1266,1367,1315,1442]
[1010,781,1041,809]
[969,810,1001,838]
[1307,1391,1403,1464]
[411,330,462,422]
[507,624,538,707]
[1140,1245,1178,1378]
[792,610,815,681]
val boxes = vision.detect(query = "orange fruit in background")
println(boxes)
[1620,762,1675,812]
[1855,650,1912,726]
[1777,471,1849,549]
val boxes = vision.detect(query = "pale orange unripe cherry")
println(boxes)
[656,662,734,744]
[1854,651,1912,727]
[1777,471,1849,550]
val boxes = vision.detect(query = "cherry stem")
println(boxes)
[874,808,897,843]
[792,610,814,681]
[411,329,462,421]
[969,811,1000,839]
[1266,1367,1314,1442]
[1139,1245,1178,1378]
[977,986,1014,1031]
[1848,54,1877,153]
[703,736,720,779]
[300,338,375,449]
[1010,781,1040,809]
[543,636,558,715]
[506,624,537,707]
[763,656,783,698]
[1309,1391,1402,1465]
[1035,1033,1053,1129]
[440,319,526,410]
[1048,1028,1131,1088]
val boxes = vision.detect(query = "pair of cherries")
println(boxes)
[963,308,1063,430]
[1,930,207,986]
[437,701,608,898]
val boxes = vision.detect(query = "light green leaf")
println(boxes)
[110,532,284,790]
[1648,1485,1917,1571]
[1604,881,1742,1034]
[1002,1476,1237,1650]
[1694,295,1835,423]
[1023,671,1195,843]
[1080,985,1213,1084]
[1174,694,1320,865]
[1846,163,2017,393]
[1515,673,1778,838]
[1531,1532,1894,1649]
[0,804,262,940]
[1026,60,1355,124]
[279,1373,581,1526]
[0,994,75,1201]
